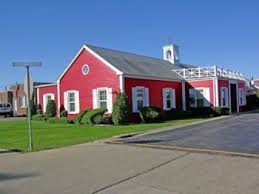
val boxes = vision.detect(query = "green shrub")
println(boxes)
[247,94,259,110]
[36,104,42,114]
[26,100,36,116]
[93,114,104,125]
[162,108,190,120]
[32,114,46,121]
[190,107,215,117]
[112,93,130,125]
[47,117,74,124]
[45,100,56,118]
[139,106,162,123]
[81,108,107,125]
[60,110,68,117]
[75,109,90,124]
[212,107,230,116]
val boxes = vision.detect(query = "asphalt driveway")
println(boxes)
[121,112,259,155]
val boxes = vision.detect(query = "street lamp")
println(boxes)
[13,62,42,151]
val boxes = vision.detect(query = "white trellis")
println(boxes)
[173,66,245,81]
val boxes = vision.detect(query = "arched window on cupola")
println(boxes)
[166,50,172,60]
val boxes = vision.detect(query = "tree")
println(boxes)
[112,93,130,125]
[45,100,56,118]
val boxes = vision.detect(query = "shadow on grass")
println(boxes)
[0,149,22,154]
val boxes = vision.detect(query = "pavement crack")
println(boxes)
[91,152,190,194]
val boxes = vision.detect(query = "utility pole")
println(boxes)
[13,62,42,151]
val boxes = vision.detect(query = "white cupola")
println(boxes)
[163,43,180,65]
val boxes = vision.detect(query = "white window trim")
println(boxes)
[189,87,210,108]
[65,90,80,114]
[93,87,113,113]
[43,93,55,113]
[220,87,229,107]
[239,88,246,106]
[132,86,149,113]
[163,88,176,110]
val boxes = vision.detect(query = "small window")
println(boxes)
[221,87,228,107]
[19,96,27,108]
[98,89,107,109]
[136,88,144,110]
[82,64,89,75]
[239,89,245,106]
[163,88,175,110]
[68,92,76,112]
[166,50,172,60]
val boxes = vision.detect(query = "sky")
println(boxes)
[0,0,258,90]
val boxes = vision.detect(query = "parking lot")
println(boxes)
[121,112,259,156]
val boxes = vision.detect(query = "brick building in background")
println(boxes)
[0,82,49,116]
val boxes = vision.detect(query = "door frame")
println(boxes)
[229,80,239,114]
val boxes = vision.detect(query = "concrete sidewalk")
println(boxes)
[1,142,259,194]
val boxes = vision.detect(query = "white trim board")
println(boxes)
[57,45,123,83]
[34,83,57,88]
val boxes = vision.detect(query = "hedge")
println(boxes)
[45,100,56,118]
[47,117,74,124]
[112,93,130,125]
[75,109,91,124]
[139,106,162,123]
[81,108,107,125]
[32,114,46,121]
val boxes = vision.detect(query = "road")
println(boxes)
[122,112,259,155]
[1,141,259,194]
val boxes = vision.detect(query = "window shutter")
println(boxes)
[132,87,138,112]
[107,88,113,113]
[225,88,229,107]
[145,88,149,107]
[171,89,176,108]
[189,89,196,107]
[75,90,80,114]
[92,89,97,109]
[203,88,210,107]
[43,94,47,113]
[64,92,68,111]
[162,88,167,110]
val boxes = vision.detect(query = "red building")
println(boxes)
[35,44,246,119]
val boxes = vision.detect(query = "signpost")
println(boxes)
[13,62,42,151]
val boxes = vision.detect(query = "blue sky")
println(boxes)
[0,0,258,90]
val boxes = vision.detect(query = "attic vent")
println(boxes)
[82,64,89,75]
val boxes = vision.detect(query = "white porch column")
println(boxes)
[181,80,186,111]
[213,77,219,107]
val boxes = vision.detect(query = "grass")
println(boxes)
[0,118,205,152]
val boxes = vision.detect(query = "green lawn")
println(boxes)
[0,118,204,152]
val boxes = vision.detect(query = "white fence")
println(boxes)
[173,66,245,80]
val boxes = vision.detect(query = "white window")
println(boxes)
[163,88,176,110]
[189,88,210,108]
[239,88,246,106]
[43,93,55,112]
[19,96,27,108]
[64,90,80,114]
[92,88,113,113]
[220,87,229,107]
[132,87,149,112]
[166,50,172,60]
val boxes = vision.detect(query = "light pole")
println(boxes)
[13,62,42,151]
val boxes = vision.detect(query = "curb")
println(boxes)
[110,115,230,141]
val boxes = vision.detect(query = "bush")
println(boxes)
[47,117,74,124]
[26,100,36,116]
[93,114,104,125]
[60,110,68,117]
[75,109,90,124]
[139,106,162,123]
[162,108,190,120]
[112,93,130,125]
[212,107,230,116]
[36,104,42,114]
[190,107,215,117]
[32,114,46,121]
[247,94,259,110]
[45,100,56,118]
[81,108,107,125]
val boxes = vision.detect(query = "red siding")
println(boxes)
[38,85,58,110]
[186,79,214,107]
[124,77,182,122]
[60,49,120,117]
